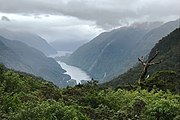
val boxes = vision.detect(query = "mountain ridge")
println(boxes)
[0,35,70,87]
[61,20,179,82]
[0,28,57,56]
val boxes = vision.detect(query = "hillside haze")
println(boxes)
[0,29,57,56]
[50,40,86,52]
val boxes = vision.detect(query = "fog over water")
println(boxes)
[49,51,72,58]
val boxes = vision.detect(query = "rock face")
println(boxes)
[0,36,70,87]
[0,29,57,56]
[62,20,179,82]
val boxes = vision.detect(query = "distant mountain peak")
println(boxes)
[0,28,57,56]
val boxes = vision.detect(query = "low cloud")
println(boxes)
[0,0,179,42]
[0,14,102,42]
[1,16,10,21]
[0,0,179,29]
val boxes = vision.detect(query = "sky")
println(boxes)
[0,0,179,42]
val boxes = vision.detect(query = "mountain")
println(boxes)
[0,29,57,56]
[0,37,30,72]
[131,19,180,57]
[0,36,70,87]
[61,20,178,82]
[61,26,148,82]
[104,28,180,88]
[50,40,86,52]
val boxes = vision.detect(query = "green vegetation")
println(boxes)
[1,27,180,120]
[105,28,180,88]
[0,64,180,120]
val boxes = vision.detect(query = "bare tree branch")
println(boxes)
[138,58,144,65]
[148,60,162,66]
[141,56,145,62]
[138,50,162,84]
[148,50,159,63]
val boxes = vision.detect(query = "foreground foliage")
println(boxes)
[0,64,180,120]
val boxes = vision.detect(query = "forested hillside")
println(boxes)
[105,28,180,88]
[0,64,180,120]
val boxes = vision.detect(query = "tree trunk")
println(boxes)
[140,65,148,82]
[138,50,161,85]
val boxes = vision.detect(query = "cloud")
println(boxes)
[0,0,179,43]
[1,16,10,21]
[0,0,179,29]
[0,13,102,42]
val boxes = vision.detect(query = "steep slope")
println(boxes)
[0,37,31,72]
[62,20,178,82]
[62,27,148,82]
[131,19,180,58]
[0,29,57,56]
[0,36,70,87]
[105,28,180,87]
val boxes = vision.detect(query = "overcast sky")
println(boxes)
[0,0,179,42]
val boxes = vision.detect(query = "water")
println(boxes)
[50,51,91,84]
[57,61,91,84]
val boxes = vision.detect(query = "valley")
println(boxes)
[0,1,180,119]
[50,50,91,84]
[61,19,179,82]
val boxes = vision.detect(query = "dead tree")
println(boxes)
[138,50,162,84]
